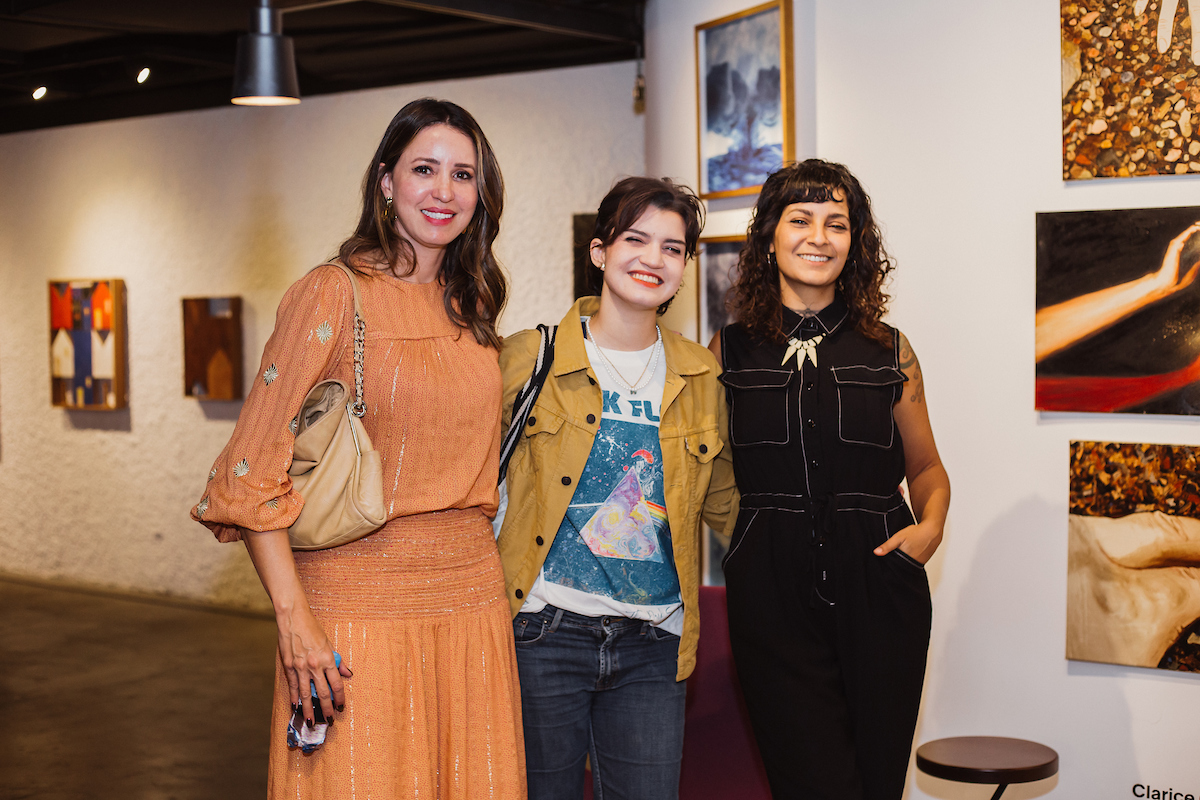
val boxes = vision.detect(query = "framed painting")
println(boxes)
[1067,441,1200,673]
[696,0,793,199]
[1062,1,1200,179]
[697,235,745,346]
[1035,206,1200,414]
[183,297,243,400]
[49,279,127,410]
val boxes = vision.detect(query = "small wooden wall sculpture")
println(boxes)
[182,297,243,401]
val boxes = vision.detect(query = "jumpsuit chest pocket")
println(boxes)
[721,368,793,446]
[830,365,905,448]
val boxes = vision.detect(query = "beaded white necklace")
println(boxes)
[584,317,662,396]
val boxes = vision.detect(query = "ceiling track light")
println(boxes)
[137,67,151,84]
[231,0,300,106]
[32,86,47,100]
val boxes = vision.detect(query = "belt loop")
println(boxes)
[548,606,565,633]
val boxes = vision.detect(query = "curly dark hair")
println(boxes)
[728,159,894,345]
[586,176,705,315]
[337,98,506,349]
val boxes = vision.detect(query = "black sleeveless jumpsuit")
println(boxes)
[719,298,932,800]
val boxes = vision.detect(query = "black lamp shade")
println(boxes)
[231,32,300,105]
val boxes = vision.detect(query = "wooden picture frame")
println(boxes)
[697,235,745,346]
[49,279,128,410]
[696,0,793,199]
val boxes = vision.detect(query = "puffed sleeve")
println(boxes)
[192,265,354,542]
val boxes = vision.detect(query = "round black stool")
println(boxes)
[916,736,1059,800]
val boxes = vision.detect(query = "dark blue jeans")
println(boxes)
[513,605,687,800]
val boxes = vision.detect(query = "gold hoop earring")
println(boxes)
[384,196,393,218]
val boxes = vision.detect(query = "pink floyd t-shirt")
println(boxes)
[521,324,682,634]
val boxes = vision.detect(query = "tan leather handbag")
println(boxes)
[287,262,386,550]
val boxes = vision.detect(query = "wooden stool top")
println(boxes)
[916,737,1059,785]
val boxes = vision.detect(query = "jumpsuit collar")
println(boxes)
[781,294,849,341]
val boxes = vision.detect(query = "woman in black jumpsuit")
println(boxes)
[709,160,950,800]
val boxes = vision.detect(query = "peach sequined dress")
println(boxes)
[193,264,526,799]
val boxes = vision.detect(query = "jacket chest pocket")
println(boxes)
[516,407,566,468]
[721,368,794,446]
[830,365,905,448]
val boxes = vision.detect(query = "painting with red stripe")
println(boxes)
[1036,206,1200,413]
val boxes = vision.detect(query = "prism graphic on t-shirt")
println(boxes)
[542,388,681,607]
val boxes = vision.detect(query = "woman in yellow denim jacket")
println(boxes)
[495,177,738,800]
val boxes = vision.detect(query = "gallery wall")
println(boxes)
[0,61,644,611]
[646,0,1200,798]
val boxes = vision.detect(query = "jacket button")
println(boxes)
[806,419,816,428]
[515,589,524,599]
[810,460,819,469]
[805,383,815,391]
[536,536,544,546]
[587,414,596,424]
[561,476,572,486]
[526,416,536,427]
[699,444,708,454]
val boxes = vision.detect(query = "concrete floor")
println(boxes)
[0,577,277,800]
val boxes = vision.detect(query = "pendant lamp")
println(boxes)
[231,0,300,106]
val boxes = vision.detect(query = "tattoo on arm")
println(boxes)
[898,334,925,404]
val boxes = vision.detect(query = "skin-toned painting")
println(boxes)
[1068,441,1200,672]
[1035,206,1200,413]
[49,279,127,410]
[183,297,243,400]
[1062,0,1200,179]
[696,1,793,198]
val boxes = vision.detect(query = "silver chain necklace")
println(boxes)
[584,318,662,396]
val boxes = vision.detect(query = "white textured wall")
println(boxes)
[0,62,644,611]
[647,0,1199,797]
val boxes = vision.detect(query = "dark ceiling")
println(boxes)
[0,0,643,134]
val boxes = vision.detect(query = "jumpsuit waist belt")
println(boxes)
[739,491,905,514]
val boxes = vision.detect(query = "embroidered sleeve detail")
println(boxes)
[263,363,278,385]
[196,496,209,518]
[266,498,279,509]
[316,321,333,344]
[233,458,250,477]
[208,467,217,482]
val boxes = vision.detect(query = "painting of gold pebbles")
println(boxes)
[1062,1,1200,179]
[1067,441,1200,672]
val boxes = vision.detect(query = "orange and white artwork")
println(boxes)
[49,279,127,410]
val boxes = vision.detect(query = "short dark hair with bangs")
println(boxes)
[587,176,704,313]
[728,159,895,345]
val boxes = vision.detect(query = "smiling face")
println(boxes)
[378,123,479,275]
[771,196,853,310]
[591,206,688,316]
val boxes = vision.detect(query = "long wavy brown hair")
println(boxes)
[728,159,894,346]
[337,98,506,349]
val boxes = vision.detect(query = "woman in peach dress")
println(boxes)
[192,98,525,799]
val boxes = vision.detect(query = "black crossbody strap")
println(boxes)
[498,324,557,484]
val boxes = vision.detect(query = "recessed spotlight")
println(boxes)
[32,86,47,100]
[137,67,150,84]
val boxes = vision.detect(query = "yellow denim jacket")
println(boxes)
[497,297,739,681]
